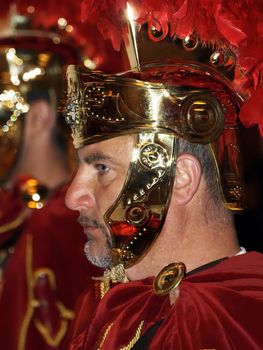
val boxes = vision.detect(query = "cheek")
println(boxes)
[96,177,126,215]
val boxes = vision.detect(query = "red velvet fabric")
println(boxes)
[0,183,102,350]
[70,252,263,350]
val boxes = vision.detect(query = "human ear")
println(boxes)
[173,153,202,205]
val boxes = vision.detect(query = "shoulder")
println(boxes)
[157,254,263,348]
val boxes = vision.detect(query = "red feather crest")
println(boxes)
[80,0,263,134]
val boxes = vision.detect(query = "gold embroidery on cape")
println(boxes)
[120,321,145,350]
[34,297,74,346]
[18,234,34,350]
[95,320,144,350]
[33,268,74,346]
[18,234,74,349]
[100,278,110,299]
[92,279,104,300]
[96,322,113,350]
[0,208,30,234]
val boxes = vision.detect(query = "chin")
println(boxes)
[84,241,112,269]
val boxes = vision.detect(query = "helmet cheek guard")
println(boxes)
[106,132,177,268]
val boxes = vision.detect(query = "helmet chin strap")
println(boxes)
[105,131,178,269]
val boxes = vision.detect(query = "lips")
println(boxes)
[83,226,97,234]
[78,215,113,247]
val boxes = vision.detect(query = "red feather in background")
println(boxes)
[80,0,263,134]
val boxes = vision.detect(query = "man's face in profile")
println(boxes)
[66,135,134,268]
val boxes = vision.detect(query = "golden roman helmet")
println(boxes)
[65,1,262,268]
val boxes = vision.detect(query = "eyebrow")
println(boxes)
[82,152,112,164]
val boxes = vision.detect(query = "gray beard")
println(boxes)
[84,241,113,269]
[84,222,114,269]
[78,215,114,269]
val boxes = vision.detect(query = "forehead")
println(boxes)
[77,134,134,159]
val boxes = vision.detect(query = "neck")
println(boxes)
[125,199,240,281]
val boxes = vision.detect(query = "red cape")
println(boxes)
[0,184,102,350]
[70,252,263,350]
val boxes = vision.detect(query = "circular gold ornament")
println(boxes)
[153,262,186,296]
[210,51,227,67]
[150,26,163,39]
[139,143,168,169]
[181,93,224,142]
[126,204,149,225]
[182,34,199,51]
[148,24,168,42]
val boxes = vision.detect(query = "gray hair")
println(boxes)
[178,138,221,205]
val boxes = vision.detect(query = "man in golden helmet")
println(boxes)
[65,1,263,349]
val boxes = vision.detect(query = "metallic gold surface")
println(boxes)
[65,64,233,149]
[106,132,177,268]
[153,262,186,296]
[211,127,245,211]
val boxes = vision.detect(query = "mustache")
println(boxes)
[77,215,101,228]
[77,215,113,247]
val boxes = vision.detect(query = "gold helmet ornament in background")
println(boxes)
[0,1,122,185]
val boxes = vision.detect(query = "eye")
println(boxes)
[95,163,109,175]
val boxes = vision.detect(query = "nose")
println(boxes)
[65,165,94,212]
